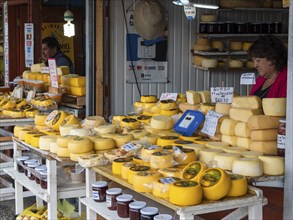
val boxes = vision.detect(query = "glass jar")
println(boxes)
[154,214,173,220]
[129,201,146,220]
[277,119,286,157]
[24,159,38,176]
[199,23,208,33]
[16,156,29,173]
[27,162,41,180]
[34,165,47,184]
[116,194,134,218]
[92,181,108,202]
[140,207,159,220]
[40,170,47,189]
[226,22,236,33]
[106,188,122,210]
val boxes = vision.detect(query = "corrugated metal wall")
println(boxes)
[109,0,289,115]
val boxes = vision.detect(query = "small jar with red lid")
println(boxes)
[277,118,286,157]
[116,194,133,218]
[129,201,146,220]
[27,162,41,180]
[92,181,108,202]
[35,165,47,184]
[106,188,122,210]
[16,156,29,173]
[140,207,159,220]
[24,159,38,176]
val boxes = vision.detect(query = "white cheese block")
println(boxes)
[235,122,250,138]
[262,98,286,116]
[247,115,281,130]
[236,137,251,149]
[59,124,80,136]
[250,141,277,155]
[250,129,278,141]
[221,135,237,146]
[232,158,263,177]
[199,148,223,166]
[241,151,263,158]
[231,96,262,109]
[214,153,241,171]
[186,90,201,105]
[69,128,93,137]
[150,115,174,130]
[179,102,201,112]
[258,156,285,175]
[229,108,263,123]
[220,118,239,136]
[83,116,106,129]
[94,124,116,136]
[215,103,231,115]
[198,90,211,103]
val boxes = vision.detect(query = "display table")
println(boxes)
[81,165,267,220]
[4,137,86,219]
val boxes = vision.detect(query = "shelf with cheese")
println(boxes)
[192,50,248,56]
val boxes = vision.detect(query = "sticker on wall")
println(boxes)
[184,6,196,20]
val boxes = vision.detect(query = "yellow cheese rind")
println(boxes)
[213,153,241,171]
[140,95,157,103]
[250,141,277,155]
[133,171,162,192]
[258,156,284,175]
[262,98,286,116]
[68,137,94,154]
[57,135,78,148]
[236,137,251,149]
[186,90,201,105]
[92,137,115,151]
[220,119,239,136]
[232,158,263,177]
[250,129,278,141]
[69,76,86,87]
[153,177,180,199]
[112,157,133,175]
[235,122,250,138]
[221,135,237,146]
[70,151,94,162]
[150,152,173,169]
[215,103,231,115]
[229,108,263,123]
[57,147,70,157]
[231,96,262,109]
[247,115,281,130]
[227,174,247,197]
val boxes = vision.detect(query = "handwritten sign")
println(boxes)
[160,93,178,101]
[48,58,59,88]
[201,110,223,136]
[211,87,234,103]
[240,73,256,85]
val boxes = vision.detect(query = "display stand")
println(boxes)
[4,137,86,219]
[81,165,267,220]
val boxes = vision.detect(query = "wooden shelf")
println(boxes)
[192,65,256,72]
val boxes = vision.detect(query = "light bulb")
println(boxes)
[63,21,75,37]
[180,0,190,4]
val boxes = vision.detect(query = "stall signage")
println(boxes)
[184,6,196,20]
[240,73,256,85]
[24,23,34,68]
[48,58,59,88]
[160,93,178,101]
[201,110,223,137]
[211,87,234,103]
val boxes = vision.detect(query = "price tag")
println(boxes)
[147,145,160,150]
[211,87,234,103]
[160,177,177,184]
[48,58,59,88]
[26,90,35,102]
[277,135,286,149]
[41,67,50,73]
[121,143,138,152]
[201,110,223,136]
[160,93,178,101]
[240,73,256,85]
[184,6,196,20]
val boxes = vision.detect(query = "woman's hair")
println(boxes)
[248,34,287,72]
[42,36,61,51]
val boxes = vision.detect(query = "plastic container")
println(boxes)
[27,162,41,180]
[16,156,29,173]
[129,201,147,220]
[140,207,159,220]
[277,118,286,157]
[40,170,47,189]
[106,188,122,210]
[34,165,47,184]
[116,194,133,218]
[24,159,38,176]
[92,181,108,202]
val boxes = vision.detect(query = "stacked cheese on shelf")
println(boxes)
[179,90,212,112]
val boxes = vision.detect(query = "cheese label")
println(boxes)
[179,114,195,129]
[122,143,138,152]
[160,93,178,101]
[160,177,177,184]
[277,135,286,149]
[201,110,223,136]
[211,87,234,103]
[240,72,256,85]
[48,58,59,88]
[146,145,160,150]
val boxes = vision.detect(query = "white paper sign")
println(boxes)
[48,58,59,88]
[240,73,256,85]
[211,87,234,103]
[24,23,34,68]
[201,110,223,136]
[184,6,196,20]
[41,67,50,73]
[160,93,178,101]
[26,90,35,102]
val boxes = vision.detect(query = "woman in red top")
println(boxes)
[248,35,287,98]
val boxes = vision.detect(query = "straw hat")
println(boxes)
[133,0,166,40]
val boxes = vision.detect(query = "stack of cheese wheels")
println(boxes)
[141,145,163,162]
[59,124,80,136]
[247,115,281,155]
[193,37,211,51]
[91,137,115,154]
[69,128,92,137]
[102,133,134,148]
[39,135,58,151]
[152,177,181,199]
[120,117,140,130]
[199,168,231,200]
[14,125,33,138]
[45,110,69,131]
[82,115,106,129]
[173,148,196,165]
[112,157,133,175]
[18,128,34,141]
[227,174,247,197]
[133,170,162,193]
[136,115,152,124]
[68,137,94,161]
[232,157,263,177]
[213,153,241,171]
[24,131,42,145]
[181,161,206,182]
[93,124,116,136]
[150,115,174,131]
[201,58,218,68]
[135,95,157,114]
[56,135,78,157]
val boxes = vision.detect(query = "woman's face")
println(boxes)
[252,57,277,78]
[41,43,57,62]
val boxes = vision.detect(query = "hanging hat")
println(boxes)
[133,0,166,40]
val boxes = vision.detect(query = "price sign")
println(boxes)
[240,72,256,85]
[184,6,196,20]
[121,143,138,152]
[211,87,234,103]
[48,58,59,88]
[160,93,178,101]
[160,177,177,184]
[201,110,223,136]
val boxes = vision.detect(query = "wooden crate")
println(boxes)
[62,94,86,108]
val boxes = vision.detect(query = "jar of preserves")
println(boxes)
[24,159,38,176]
[27,162,41,180]
[92,181,108,202]
[35,165,47,184]
[16,156,29,173]
[116,194,133,218]
[40,170,47,189]
[106,188,122,210]
[154,214,173,220]
[129,201,147,220]
[140,207,159,220]
[277,118,286,157]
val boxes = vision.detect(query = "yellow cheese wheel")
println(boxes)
[133,171,161,192]
[121,162,138,179]
[201,58,218,68]
[193,138,211,145]
[92,137,115,151]
[160,108,179,116]
[128,165,151,184]
[56,135,78,148]
[68,137,94,154]
[45,110,59,127]
[228,59,244,68]
[57,147,71,157]
[262,98,286,116]
[139,133,158,145]
[18,129,33,141]
[24,132,42,145]
[30,134,45,148]
[25,109,39,118]
[229,41,242,51]
[129,129,149,140]
[206,141,229,150]
[69,128,92,137]
[178,102,201,112]
[181,161,206,182]
[70,151,94,162]
[169,180,202,205]
[157,100,176,111]
[143,102,156,110]
[59,124,80,136]
[136,115,152,124]
[141,145,163,162]
[112,157,133,175]
[158,168,182,178]
[199,148,223,166]
[15,99,28,108]
[193,55,204,66]
[156,135,179,146]
[120,118,140,130]
[34,113,49,126]
[200,103,216,115]
[3,109,25,118]
[50,140,59,153]
[83,115,106,129]
[212,40,224,50]
[258,155,284,175]
[227,174,247,197]
[14,125,32,138]
[50,111,69,131]
[39,135,58,150]
[178,135,201,142]
[93,124,116,135]
[150,152,173,169]
[232,158,263,177]
[60,114,80,126]
[152,177,181,199]
[213,153,241,171]
[173,148,196,165]
[140,95,157,103]
[111,134,134,147]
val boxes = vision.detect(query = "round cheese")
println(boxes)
[173,148,196,165]
[229,41,242,51]
[69,128,92,137]
[200,103,215,115]
[227,174,247,197]
[262,98,286,116]
[111,134,134,147]
[139,133,158,145]
[56,135,78,148]
[212,40,224,51]
[14,125,33,138]
[213,153,241,171]
[223,146,247,154]
[121,162,138,179]
[158,100,177,111]
[199,148,223,166]
[112,157,133,175]
[133,171,161,192]
[50,140,59,153]
[235,122,250,138]
[140,95,157,103]
[136,115,152,124]
[228,59,244,68]
[232,158,263,177]
[129,129,149,140]
[221,135,238,146]
[120,118,140,130]
[34,113,49,126]
[156,135,179,146]
[18,129,33,141]
[201,58,218,68]
[70,151,94,162]
[258,155,284,175]
[150,152,173,169]
[46,110,69,131]
[68,137,94,154]
[133,102,144,112]
[60,114,80,126]
[94,124,116,135]
[24,132,42,145]
[57,147,70,157]
[141,145,163,162]
[206,141,229,150]
[39,135,58,150]
[30,134,44,148]
[83,116,106,129]
[59,124,80,136]
[158,168,182,178]
[152,177,181,199]
[181,161,206,182]
[92,137,115,151]
[128,165,151,184]
[160,108,179,116]
[193,55,204,66]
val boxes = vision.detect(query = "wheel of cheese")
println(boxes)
[133,171,162,192]
[174,148,196,165]
[83,116,106,129]
[14,125,33,138]
[201,58,218,68]
[50,111,69,131]
[258,156,284,175]
[223,146,247,154]
[143,102,156,110]
[199,168,231,200]
[213,153,241,171]
[136,115,152,124]
[139,133,158,145]
[232,158,263,177]
[120,118,140,130]
[56,135,78,148]
[60,114,80,126]
[156,135,179,146]
[262,98,286,116]
[241,150,263,158]
[229,41,242,51]
[25,109,39,118]
[57,147,71,157]
[128,165,151,184]
[150,152,173,169]
[111,134,134,147]
[24,131,42,145]
[140,95,157,103]
[158,100,177,111]
[94,124,116,135]
[70,151,94,162]
[45,110,59,127]
[181,161,206,182]
[169,180,202,205]
[30,134,45,148]
[121,162,139,179]
[158,168,182,178]
[68,137,94,154]
[206,141,229,150]
[112,157,133,175]
[91,137,115,151]
[34,113,49,126]
[230,107,263,123]
[129,129,149,140]
[212,40,224,51]
[59,124,80,136]
[39,135,58,150]
[18,129,33,141]
[141,145,163,162]
[50,140,59,153]
[232,96,262,109]
[160,108,179,116]
[152,177,181,199]
[3,109,26,118]
[227,174,247,197]
[199,148,223,166]
[69,128,92,137]
[133,101,144,112]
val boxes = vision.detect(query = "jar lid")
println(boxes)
[35,165,47,171]
[24,159,38,164]
[116,194,133,202]
[129,201,147,209]
[279,118,286,123]
[28,162,41,168]
[140,207,159,215]
[106,187,122,195]
[16,156,29,161]
[154,214,173,220]
[92,181,108,188]
[40,170,47,176]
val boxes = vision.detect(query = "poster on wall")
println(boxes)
[126,11,168,83]
[42,23,74,63]
[24,23,34,68]
[3,1,9,86]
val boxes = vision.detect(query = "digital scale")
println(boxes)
[174,110,205,136]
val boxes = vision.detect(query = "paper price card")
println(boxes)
[48,58,59,88]
[201,110,223,137]
[160,93,178,101]
[121,143,138,152]
[211,87,234,103]
[240,72,256,85]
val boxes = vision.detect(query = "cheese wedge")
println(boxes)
[186,90,201,105]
